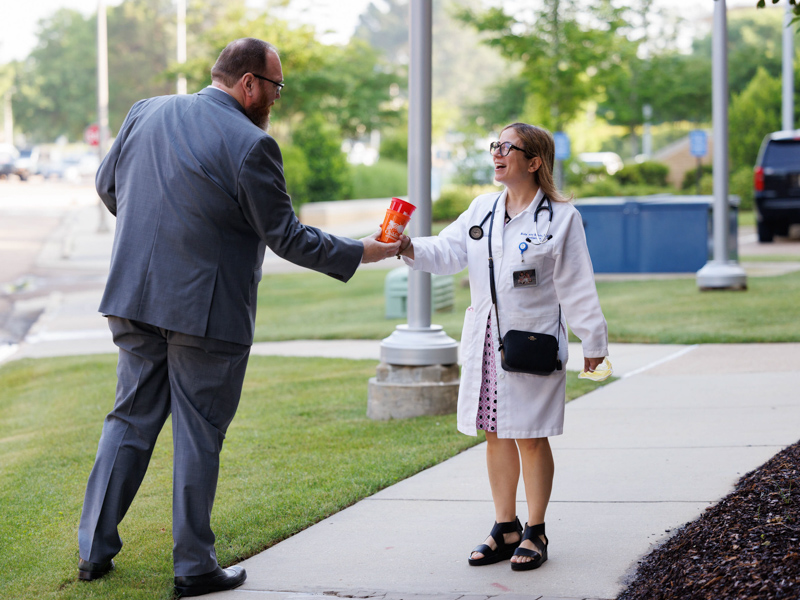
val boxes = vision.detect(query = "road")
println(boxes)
[0,180,107,345]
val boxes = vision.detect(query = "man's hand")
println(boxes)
[584,356,605,372]
[360,230,402,263]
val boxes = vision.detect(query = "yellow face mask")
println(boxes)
[578,358,613,382]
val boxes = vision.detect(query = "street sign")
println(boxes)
[84,123,100,146]
[554,131,570,161]
[689,130,707,158]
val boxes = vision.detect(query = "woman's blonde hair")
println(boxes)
[502,123,570,202]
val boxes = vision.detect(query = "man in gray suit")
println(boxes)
[77,38,400,597]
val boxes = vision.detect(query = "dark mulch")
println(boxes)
[618,439,800,600]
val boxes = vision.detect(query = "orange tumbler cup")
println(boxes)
[379,198,416,242]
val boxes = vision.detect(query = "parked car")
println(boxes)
[576,151,624,175]
[14,147,41,180]
[64,152,100,183]
[754,130,800,242]
[0,143,20,179]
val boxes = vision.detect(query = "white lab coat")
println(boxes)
[403,188,608,439]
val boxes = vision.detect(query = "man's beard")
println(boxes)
[246,102,271,131]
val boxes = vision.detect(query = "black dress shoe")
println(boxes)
[174,565,246,597]
[78,558,115,581]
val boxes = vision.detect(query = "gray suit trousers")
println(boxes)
[78,316,250,576]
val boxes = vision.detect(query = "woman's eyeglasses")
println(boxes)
[489,141,528,157]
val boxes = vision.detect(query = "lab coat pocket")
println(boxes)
[460,307,479,366]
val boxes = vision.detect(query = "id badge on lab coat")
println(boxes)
[512,266,538,288]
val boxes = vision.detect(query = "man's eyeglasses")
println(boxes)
[252,74,284,90]
[489,141,528,157]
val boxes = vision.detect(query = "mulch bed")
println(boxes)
[617,439,800,600]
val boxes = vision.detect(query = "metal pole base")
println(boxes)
[696,261,747,290]
[379,324,459,366]
[367,362,459,420]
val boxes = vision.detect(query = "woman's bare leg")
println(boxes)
[510,437,554,564]
[470,432,521,560]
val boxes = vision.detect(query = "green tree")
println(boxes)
[292,113,352,203]
[728,66,781,173]
[598,50,712,156]
[179,3,400,140]
[107,0,174,130]
[354,0,409,66]
[589,0,712,156]
[756,0,800,23]
[13,9,97,141]
[456,0,628,131]
[280,144,310,205]
[13,0,175,141]
[694,7,785,98]
[354,0,509,127]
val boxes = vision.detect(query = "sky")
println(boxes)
[0,0,780,65]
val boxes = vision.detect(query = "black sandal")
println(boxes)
[468,517,523,566]
[511,522,548,571]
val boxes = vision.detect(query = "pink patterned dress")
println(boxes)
[476,211,513,433]
[475,315,498,432]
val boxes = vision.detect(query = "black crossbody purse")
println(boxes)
[487,196,562,376]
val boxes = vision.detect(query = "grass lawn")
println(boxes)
[255,268,800,344]
[594,273,800,343]
[739,254,800,262]
[0,354,608,600]
[738,210,755,228]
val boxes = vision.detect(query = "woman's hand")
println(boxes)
[396,234,414,259]
[584,356,605,372]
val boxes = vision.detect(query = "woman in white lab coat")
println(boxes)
[397,123,608,570]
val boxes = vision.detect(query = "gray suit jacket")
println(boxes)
[96,87,363,346]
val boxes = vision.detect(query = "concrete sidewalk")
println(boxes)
[199,343,799,600]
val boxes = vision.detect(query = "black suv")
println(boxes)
[754,130,800,242]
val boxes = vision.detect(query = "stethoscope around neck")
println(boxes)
[468,194,554,244]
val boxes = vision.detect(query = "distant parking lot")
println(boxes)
[0,144,100,185]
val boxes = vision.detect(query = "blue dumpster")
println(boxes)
[574,195,739,273]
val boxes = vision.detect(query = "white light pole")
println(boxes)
[378,0,458,366]
[96,0,110,232]
[177,0,187,95]
[696,0,746,290]
[642,104,653,158]
[782,1,794,131]
[368,0,459,421]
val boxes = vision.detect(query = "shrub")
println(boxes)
[380,129,408,163]
[569,177,624,198]
[292,113,352,203]
[349,160,407,199]
[614,161,670,186]
[570,180,674,200]
[566,156,615,187]
[280,144,310,207]
[697,172,714,195]
[730,166,755,211]
[433,184,498,221]
[728,67,781,173]
[681,164,714,191]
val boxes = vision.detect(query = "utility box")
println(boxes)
[574,195,739,273]
[385,267,455,319]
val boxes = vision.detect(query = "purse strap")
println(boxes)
[487,195,561,351]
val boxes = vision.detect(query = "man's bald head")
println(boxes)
[211,38,277,88]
